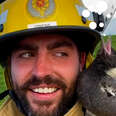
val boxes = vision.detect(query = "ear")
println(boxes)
[102,38,112,55]
[80,52,86,71]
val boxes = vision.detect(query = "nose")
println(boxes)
[32,53,52,78]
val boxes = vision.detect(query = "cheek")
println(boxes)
[11,59,34,87]
[53,55,80,86]
[54,57,80,95]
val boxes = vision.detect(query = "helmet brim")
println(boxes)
[0,26,101,63]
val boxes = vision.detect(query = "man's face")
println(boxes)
[11,34,81,116]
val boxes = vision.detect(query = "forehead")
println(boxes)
[18,34,76,47]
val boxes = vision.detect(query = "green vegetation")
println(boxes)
[93,35,116,58]
[0,35,116,106]
[0,66,7,106]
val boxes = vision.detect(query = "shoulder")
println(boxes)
[0,97,24,116]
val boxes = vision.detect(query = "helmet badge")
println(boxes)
[28,0,55,18]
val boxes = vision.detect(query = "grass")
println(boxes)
[0,35,116,106]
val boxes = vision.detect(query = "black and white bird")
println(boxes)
[77,39,116,116]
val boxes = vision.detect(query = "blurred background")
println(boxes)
[104,13,116,35]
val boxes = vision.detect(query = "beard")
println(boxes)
[12,75,78,116]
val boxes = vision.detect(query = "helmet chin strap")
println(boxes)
[0,90,9,100]
[4,63,13,89]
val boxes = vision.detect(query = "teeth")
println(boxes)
[33,88,57,94]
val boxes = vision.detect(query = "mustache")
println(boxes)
[20,75,67,90]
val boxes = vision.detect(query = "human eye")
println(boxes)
[55,51,68,57]
[18,51,34,58]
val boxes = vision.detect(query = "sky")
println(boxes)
[103,11,116,35]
